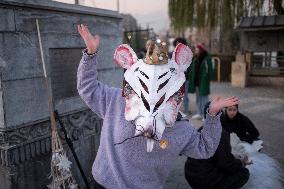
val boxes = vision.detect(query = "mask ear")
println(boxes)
[114,44,138,69]
[172,43,193,71]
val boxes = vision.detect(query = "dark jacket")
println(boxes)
[184,129,243,189]
[188,54,213,95]
[220,111,260,144]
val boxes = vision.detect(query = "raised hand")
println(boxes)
[209,96,239,116]
[77,24,100,54]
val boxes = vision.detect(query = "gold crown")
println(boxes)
[145,41,168,65]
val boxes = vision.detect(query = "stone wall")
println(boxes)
[0,0,123,188]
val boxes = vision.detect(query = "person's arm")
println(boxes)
[77,51,120,119]
[181,96,239,159]
[181,112,222,159]
[241,114,260,143]
[77,24,121,119]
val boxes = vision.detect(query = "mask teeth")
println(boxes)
[146,139,155,152]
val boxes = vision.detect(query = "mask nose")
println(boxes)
[149,98,155,106]
[144,123,154,138]
[144,129,153,138]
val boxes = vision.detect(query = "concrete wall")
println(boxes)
[0,0,123,188]
[0,0,123,128]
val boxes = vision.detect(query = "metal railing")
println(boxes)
[251,52,284,76]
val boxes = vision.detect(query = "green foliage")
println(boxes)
[274,0,284,14]
[196,0,206,29]
[223,0,233,32]
[168,0,281,53]
[168,0,271,32]
[207,0,217,28]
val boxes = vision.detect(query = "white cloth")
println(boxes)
[230,133,284,189]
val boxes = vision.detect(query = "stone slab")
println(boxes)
[0,7,15,31]
[1,32,44,81]
[0,0,121,19]
[14,9,121,36]
[1,23,122,81]
[2,78,49,128]
[231,62,247,88]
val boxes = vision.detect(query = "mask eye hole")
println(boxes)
[157,78,170,93]
[158,71,168,80]
[168,88,183,105]
[141,92,150,112]
[153,94,165,113]
[139,70,149,79]
[139,78,149,94]
[122,81,132,97]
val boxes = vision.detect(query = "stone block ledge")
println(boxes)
[0,0,122,19]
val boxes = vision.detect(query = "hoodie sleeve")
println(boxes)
[241,114,260,143]
[181,112,222,159]
[77,50,121,119]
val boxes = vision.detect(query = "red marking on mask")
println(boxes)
[125,104,131,113]
[114,45,135,69]
[122,79,126,97]
[180,84,185,96]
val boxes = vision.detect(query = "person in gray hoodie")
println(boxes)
[77,24,239,189]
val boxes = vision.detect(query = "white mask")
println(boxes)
[114,43,193,152]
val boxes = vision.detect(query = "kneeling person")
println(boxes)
[184,102,250,189]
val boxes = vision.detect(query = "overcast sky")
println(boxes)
[55,0,170,33]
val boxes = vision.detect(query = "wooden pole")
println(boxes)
[212,57,221,82]
[117,0,120,12]
[36,19,59,151]
[36,19,77,189]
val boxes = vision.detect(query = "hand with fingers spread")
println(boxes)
[208,96,239,116]
[77,24,100,54]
